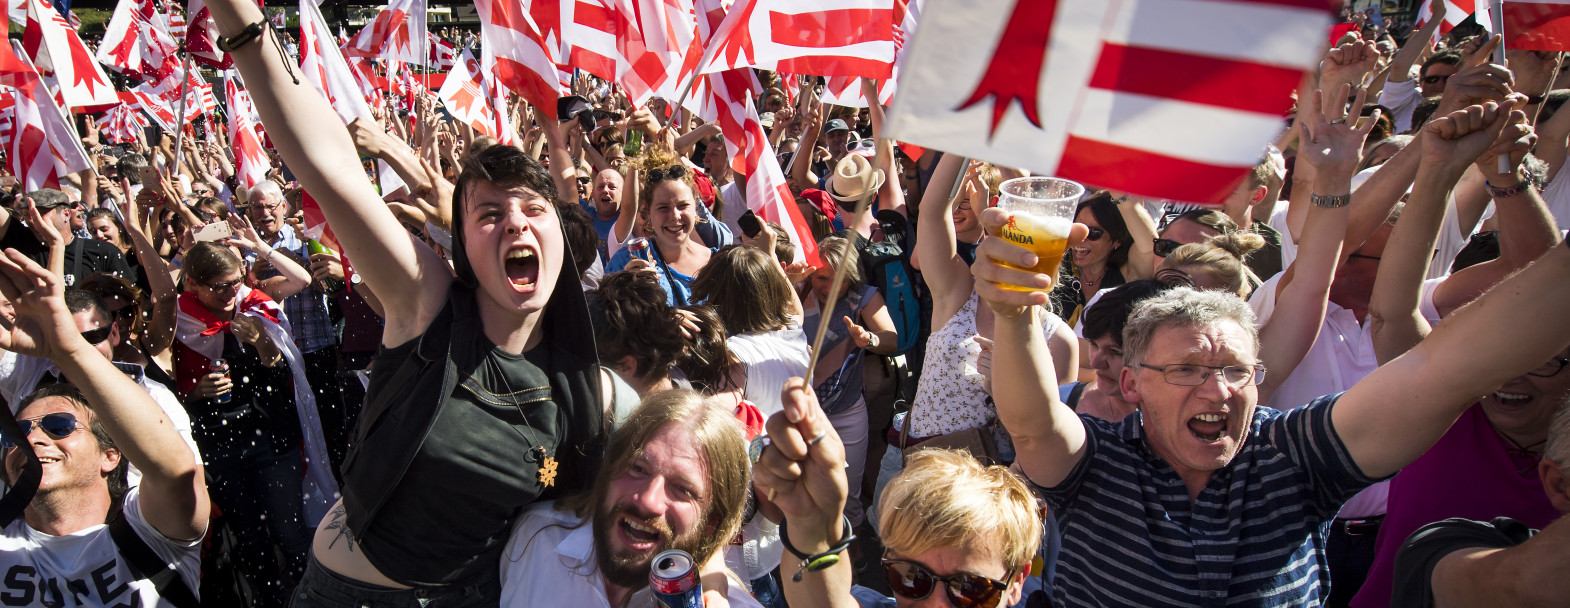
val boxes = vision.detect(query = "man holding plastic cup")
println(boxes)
[962,93,1570,604]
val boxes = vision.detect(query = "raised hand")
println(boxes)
[971,207,1090,319]
[1320,38,1383,105]
[1438,36,1515,116]
[753,378,848,540]
[23,198,61,250]
[1422,99,1520,176]
[0,250,89,360]
[225,213,266,253]
[1297,84,1381,176]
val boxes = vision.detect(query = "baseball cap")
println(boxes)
[824,119,850,134]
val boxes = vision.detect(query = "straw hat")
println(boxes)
[827,154,885,204]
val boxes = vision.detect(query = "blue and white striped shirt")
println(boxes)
[1035,394,1379,607]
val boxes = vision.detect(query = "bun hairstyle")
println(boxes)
[1161,231,1267,297]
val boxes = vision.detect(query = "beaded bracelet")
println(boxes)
[1484,178,1534,199]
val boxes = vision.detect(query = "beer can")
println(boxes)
[649,550,701,608]
[210,359,231,404]
[626,237,652,263]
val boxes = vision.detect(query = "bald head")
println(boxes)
[590,169,623,219]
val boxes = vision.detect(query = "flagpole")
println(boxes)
[803,142,890,387]
[172,52,193,179]
[1490,0,1510,174]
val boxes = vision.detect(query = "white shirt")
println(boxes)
[1249,273,1444,412]
[0,486,203,607]
[500,501,764,608]
[1536,172,1570,230]
[727,326,810,420]
[1376,76,1423,135]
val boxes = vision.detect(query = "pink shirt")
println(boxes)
[1349,404,1560,608]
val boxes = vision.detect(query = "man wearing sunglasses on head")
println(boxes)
[759,378,1047,608]
[0,289,199,489]
[0,248,209,607]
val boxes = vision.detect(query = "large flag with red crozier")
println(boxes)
[476,0,563,119]
[0,40,91,191]
[96,0,179,83]
[887,0,1331,206]
[22,0,117,108]
[224,72,269,191]
[438,49,501,137]
[1501,0,1570,51]
[699,0,897,79]
[343,0,428,65]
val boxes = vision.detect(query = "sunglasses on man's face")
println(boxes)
[882,559,1011,608]
[1,412,84,449]
[1153,237,1182,258]
[80,325,112,345]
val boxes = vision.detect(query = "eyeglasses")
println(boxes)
[1422,74,1452,85]
[646,166,688,184]
[1139,362,1265,387]
[79,325,112,345]
[1,412,84,449]
[882,559,1011,608]
[1528,356,1569,378]
[203,277,243,292]
[1084,226,1106,241]
[249,200,285,212]
[1153,237,1182,258]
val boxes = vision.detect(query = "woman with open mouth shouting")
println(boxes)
[208,2,611,606]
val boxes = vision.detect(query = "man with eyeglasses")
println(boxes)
[0,249,210,607]
[0,189,132,288]
[973,233,1570,606]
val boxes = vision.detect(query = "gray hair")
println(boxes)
[248,180,285,207]
[1121,287,1259,368]
[1547,402,1570,469]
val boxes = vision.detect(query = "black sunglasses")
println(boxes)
[2,412,84,449]
[1153,237,1182,258]
[204,277,243,292]
[1084,226,1106,241]
[646,165,687,184]
[1422,74,1451,85]
[80,325,112,345]
[883,559,1010,608]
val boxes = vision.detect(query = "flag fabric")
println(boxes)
[186,0,230,68]
[22,0,117,108]
[299,0,406,195]
[165,6,186,42]
[130,80,179,132]
[428,31,456,69]
[817,0,919,108]
[96,0,179,83]
[269,9,284,29]
[1501,0,1570,51]
[886,0,1332,206]
[0,40,91,191]
[0,92,14,149]
[224,74,269,190]
[478,50,520,146]
[438,49,500,137]
[699,0,897,79]
[1417,0,1493,35]
[702,68,821,266]
[96,102,151,144]
[344,0,428,65]
[475,0,564,119]
[346,57,387,110]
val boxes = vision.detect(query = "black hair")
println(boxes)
[555,200,599,276]
[1080,279,1181,346]
[63,289,109,319]
[1073,192,1134,271]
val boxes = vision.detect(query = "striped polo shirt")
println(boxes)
[1035,393,1379,607]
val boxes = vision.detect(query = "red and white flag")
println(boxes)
[0,39,90,191]
[346,57,387,109]
[22,0,118,108]
[224,72,269,191]
[428,31,456,69]
[1500,0,1570,51]
[887,0,1330,206]
[96,0,180,83]
[702,68,821,266]
[165,6,187,43]
[699,0,897,79]
[344,0,428,65]
[185,0,232,68]
[1417,0,1494,35]
[438,49,500,137]
[130,81,179,132]
[299,0,406,194]
[476,0,564,119]
[816,0,919,108]
[97,102,152,144]
[478,50,521,146]
[269,9,285,29]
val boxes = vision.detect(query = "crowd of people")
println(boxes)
[0,1,1566,607]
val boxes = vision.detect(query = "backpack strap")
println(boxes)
[107,513,200,608]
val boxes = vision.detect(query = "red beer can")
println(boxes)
[649,549,701,608]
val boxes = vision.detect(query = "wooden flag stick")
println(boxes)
[803,141,889,388]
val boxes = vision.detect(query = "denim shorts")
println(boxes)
[289,556,499,608]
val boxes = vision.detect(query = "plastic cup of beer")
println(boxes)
[993,177,1083,292]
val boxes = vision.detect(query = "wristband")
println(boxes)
[216,21,266,53]
[1309,192,1351,208]
[779,515,855,582]
[1484,178,1534,199]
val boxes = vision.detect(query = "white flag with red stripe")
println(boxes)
[478,49,521,146]
[815,0,919,108]
[0,40,90,191]
[22,0,117,108]
[346,57,387,109]
[97,102,151,144]
[428,31,456,69]
[438,50,501,137]
[225,72,270,191]
[477,0,566,119]
[269,9,285,29]
[0,92,14,149]
[702,69,821,266]
[1501,0,1570,51]
[96,0,179,82]
[699,0,897,79]
[344,0,428,65]
[185,0,231,68]
[300,0,406,195]
[166,7,187,43]
[887,0,1330,206]
[1417,0,1494,35]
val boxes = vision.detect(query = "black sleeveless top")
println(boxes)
[342,284,604,589]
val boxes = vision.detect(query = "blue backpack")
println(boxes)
[847,210,924,356]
